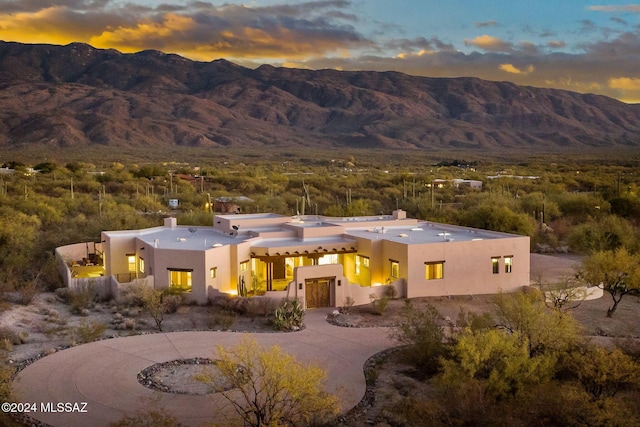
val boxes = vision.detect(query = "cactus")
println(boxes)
[273,300,305,331]
[237,276,247,298]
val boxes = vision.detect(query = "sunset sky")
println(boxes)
[1,0,639,102]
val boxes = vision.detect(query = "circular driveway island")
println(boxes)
[14,310,394,427]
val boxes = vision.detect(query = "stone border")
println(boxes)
[329,346,402,426]
[137,357,225,395]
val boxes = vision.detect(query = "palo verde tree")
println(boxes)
[438,328,558,402]
[580,248,640,317]
[197,337,339,427]
[493,290,583,357]
[567,345,640,401]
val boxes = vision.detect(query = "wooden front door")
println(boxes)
[305,278,331,308]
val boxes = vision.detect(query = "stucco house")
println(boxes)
[62,210,529,308]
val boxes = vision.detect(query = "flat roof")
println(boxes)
[216,213,287,220]
[105,212,524,251]
[134,226,249,250]
[346,222,521,244]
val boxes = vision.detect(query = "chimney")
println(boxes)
[164,217,177,228]
[392,209,406,220]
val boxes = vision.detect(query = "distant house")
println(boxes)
[215,196,255,214]
[452,179,483,189]
[74,210,530,308]
[432,179,483,190]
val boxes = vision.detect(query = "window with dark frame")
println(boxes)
[126,254,136,272]
[390,260,399,278]
[425,261,444,280]
[168,269,193,293]
[492,257,500,274]
[505,256,513,273]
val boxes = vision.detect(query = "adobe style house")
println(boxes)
[74,210,530,308]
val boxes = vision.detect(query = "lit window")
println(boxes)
[425,262,444,280]
[210,267,217,279]
[355,255,369,275]
[492,257,500,274]
[505,256,513,273]
[169,269,192,292]
[127,255,136,272]
[390,260,399,278]
[318,254,338,265]
[139,257,144,274]
[240,261,249,272]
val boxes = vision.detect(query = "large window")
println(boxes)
[492,257,500,274]
[390,260,399,278]
[425,261,444,280]
[127,254,136,272]
[505,256,513,273]
[240,260,249,272]
[169,269,192,292]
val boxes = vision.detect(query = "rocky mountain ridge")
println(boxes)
[1,41,639,150]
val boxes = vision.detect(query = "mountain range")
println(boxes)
[1,41,639,151]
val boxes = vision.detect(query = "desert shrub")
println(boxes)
[615,336,640,363]
[207,310,236,330]
[245,298,260,321]
[369,294,389,315]
[118,283,149,308]
[68,288,94,314]
[0,327,27,347]
[273,300,305,331]
[340,296,355,314]
[210,294,249,314]
[110,408,187,427]
[54,287,72,302]
[255,297,277,317]
[15,279,40,305]
[162,294,183,314]
[0,351,14,423]
[385,396,439,427]
[384,285,398,299]
[72,320,106,344]
[455,308,494,332]
[391,302,447,377]
[66,282,109,314]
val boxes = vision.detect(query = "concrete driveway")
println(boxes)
[14,309,395,427]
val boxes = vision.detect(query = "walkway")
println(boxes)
[14,310,395,427]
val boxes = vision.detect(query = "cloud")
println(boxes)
[547,40,566,48]
[499,63,534,74]
[609,77,640,90]
[0,0,111,14]
[386,36,454,57]
[518,41,539,55]
[464,35,512,52]
[589,5,640,12]
[0,0,372,61]
[475,20,498,28]
[578,19,598,33]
